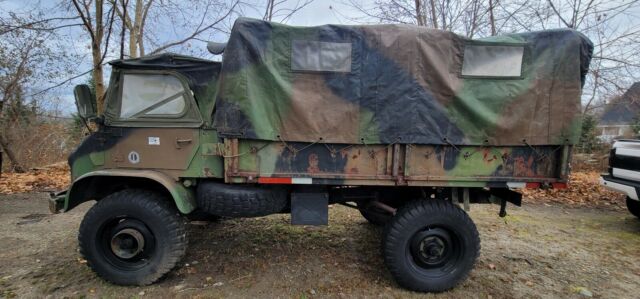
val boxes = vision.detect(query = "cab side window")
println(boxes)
[120,74,187,118]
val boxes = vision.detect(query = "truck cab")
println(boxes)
[53,54,224,215]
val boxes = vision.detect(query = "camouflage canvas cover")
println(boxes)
[213,18,593,146]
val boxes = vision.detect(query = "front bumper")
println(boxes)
[49,190,67,214]
[600,175,639,201]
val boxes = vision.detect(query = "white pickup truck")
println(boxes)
[601,139,640,218]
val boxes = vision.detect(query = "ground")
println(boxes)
[0,193,638,299]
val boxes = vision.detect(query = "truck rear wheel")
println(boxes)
[627,197,640,218]
[78,189,187,285]
[382,199,480,292]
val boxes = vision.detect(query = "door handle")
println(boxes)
[175,138,192,148]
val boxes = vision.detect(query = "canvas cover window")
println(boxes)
[461,45,524,77]
[120,74,186,118]
[291,40,352,72]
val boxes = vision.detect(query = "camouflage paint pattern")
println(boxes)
[223,139,570,187]
[213,18,592,146]
[54,19,591,213]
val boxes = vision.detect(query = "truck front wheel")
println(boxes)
[627,197,640,218]
[78,189,187,285]
[382,199,480,292]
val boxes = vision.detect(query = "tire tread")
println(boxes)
[382,199,480,292]
[78,189,187,286]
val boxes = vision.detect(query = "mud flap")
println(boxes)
[291,193,328,225]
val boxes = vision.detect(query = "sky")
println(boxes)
[2,0,377,114]
[2,0,639,115]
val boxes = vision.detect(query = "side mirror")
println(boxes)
[74,84,96,120]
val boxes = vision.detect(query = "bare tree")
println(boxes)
[0,11,78,172]
[69,0,116,113]
[344,0,490,37]
[148,0,240,55]
[345,0,640,115]
[263,0,314,23]
[488,0,497,35]
[107,0,241,58]
[495,0,640,114]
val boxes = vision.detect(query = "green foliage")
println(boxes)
[577,114,602,153]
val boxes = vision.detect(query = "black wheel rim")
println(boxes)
[406,226,463,278]
[97,217,156,270]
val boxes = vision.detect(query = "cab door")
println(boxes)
[113,128,199,170]
[105,71,203,170]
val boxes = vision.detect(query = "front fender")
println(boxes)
[53,170,196,214]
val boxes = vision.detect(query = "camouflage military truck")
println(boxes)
[51,18,593,292]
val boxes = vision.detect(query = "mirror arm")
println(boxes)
[80,116,93,134]
[90,115,104,125]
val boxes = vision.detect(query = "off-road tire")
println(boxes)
[197,181,287,217]
[357,201,393,226]
[627,197,640,218]
[383,199,480,292]
[78,189,187,286]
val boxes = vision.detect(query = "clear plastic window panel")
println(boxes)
[291,40,352,72]
[120,74,186,118]
[461,45,524,77]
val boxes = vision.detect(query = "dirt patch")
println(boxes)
[0,193,639,298]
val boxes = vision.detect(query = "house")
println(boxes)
[598,82,640,142]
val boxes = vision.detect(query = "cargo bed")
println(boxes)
[224,139,571,188]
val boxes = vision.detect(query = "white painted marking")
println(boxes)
[148,137,160,145]
[128,151,140,164]
[507,182,526,189]
[292,178,312,184]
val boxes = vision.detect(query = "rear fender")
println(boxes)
[58,170,196,214]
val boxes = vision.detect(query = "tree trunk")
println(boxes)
[264,0,274,21]
[489,0,496,36]
[429,0,438,29]
[93,0,106,114]
[92,50,106,113]
[129,0,143,58]
[0,133,25,173]
[415,0,424,26]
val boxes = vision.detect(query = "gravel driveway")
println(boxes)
[1,193,638,298]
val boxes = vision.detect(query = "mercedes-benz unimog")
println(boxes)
[50,18,593,292]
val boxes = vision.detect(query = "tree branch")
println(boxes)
[148,0,239,55]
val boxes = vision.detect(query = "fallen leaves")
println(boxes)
[0,162,69,194]
[522,171,625,209]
